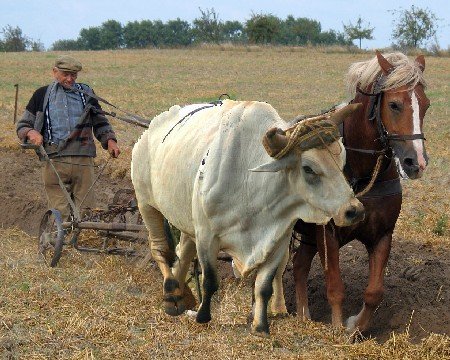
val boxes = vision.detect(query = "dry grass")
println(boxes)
[1,227,449,359]
[0,48,449,358]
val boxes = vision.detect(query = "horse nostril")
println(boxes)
[404,158,414,167]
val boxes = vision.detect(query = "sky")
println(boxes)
[1,0,449,50]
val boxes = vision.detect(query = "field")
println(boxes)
[0,47,449,359]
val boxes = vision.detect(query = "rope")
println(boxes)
[323,225,328,272]
[274,113,338,160]
[355,154,384,197]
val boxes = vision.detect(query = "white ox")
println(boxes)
[131,100,364,335]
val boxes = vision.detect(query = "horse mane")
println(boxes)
[345,52,427,95]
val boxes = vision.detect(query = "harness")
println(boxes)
[162,100,224,143]
[357,74,426,148]
[342,72,426,197]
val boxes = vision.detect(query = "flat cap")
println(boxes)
[54,55,82,73]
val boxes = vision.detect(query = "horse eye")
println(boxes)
[389,102,401,112]
[303,166,315,175]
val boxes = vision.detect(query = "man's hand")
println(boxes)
[27,130,43,146]
[107,139,120,158]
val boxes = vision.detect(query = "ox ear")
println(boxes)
[376,50,394,75]
[415,55,425,72]
[250,153,297,172]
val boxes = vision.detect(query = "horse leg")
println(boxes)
[317,227,345,327]
[292,241,317,320]
[346,234,392,332]
[138,204,183,315]
[172,232,197,311]
[270,247,289,316]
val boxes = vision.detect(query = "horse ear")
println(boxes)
[376,50,394,75]
[415,55,425,72]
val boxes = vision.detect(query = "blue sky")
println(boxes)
[1,0,448,49]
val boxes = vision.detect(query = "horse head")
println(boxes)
[375,51,430,179]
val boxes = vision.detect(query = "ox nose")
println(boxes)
[344,201,365,224]
[333,199,365,227]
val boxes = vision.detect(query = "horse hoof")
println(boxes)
[346,315,358,333]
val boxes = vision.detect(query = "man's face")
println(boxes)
[52,68,78,88]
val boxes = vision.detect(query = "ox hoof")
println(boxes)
[251,325,270,337]
[269,308,288,319]
[163,297,186,316]
[196,308,211,324]
[163,278,186,316]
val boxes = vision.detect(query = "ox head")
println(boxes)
[376,51,430,179]
[251,104,364,227]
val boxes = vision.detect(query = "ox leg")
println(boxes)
[292,241,317,321]
[252,243,288,335]
[270,247,289,316]
[172,233,197,310]
[347,234,392,333]
[317,227,345,327]
[196,238,220,324]
[139,204,183,316]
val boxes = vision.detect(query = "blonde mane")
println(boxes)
[345,52,427,95]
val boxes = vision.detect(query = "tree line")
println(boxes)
[51,11,351,51]
[1,6,441,52]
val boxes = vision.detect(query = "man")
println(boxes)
[16,55,120,219]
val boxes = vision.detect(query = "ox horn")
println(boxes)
[262,127,289,157]
[328,103,363,126]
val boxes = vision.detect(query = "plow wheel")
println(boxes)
[38,209,65,267]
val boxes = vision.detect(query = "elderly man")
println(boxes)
[16,55,120,219]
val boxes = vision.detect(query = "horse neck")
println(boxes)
[344,94,395,179]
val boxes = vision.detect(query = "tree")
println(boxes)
[1,25,29,51]
[99,20,123,49]
[279,16,322,45]
[245,13,281,44]
[164,19,192,46]
[78,27,102,50]
[343,16,374,49]
[30,39,45,52]
[221,20,245,43]
[317,30,351,46]
[193,7,223,43]
[51,39,82,51]
[390,6,439,48]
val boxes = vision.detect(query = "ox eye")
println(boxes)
[303,165,315,175]
[388,102,402,112]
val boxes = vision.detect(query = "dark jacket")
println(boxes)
[16,82,117,158]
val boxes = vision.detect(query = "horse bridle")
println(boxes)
[356,73,426,151]
[342,73,426,193]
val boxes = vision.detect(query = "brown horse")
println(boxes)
[292,51,430,333]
